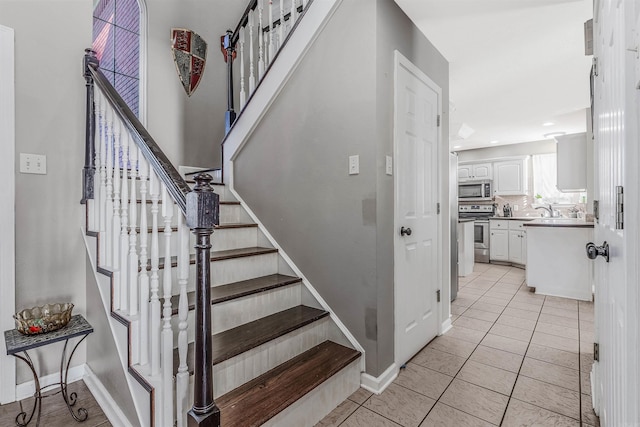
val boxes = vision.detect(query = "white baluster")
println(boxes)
[112,119,122,310]
[138,152,150,367]
[248,10,256,94]
[120,131,130,313]
[104,105,114,268]
[279,0,285,45]
[128,141,139,318]
[239,27,246,110]
[149,171,161,376]
[302,0,308,10]
[161,185,174,426]
[97,93,108,264]
[258,0,265,78]
[290,0,297,34]
[175,214,190,427]
[268,1,275,64]
[90,93,101,233]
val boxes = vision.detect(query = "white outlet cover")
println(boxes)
[386,156,393,175]
[349,155,359,175]
[19,153,47,175]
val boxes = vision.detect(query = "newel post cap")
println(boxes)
[186,173,220,229]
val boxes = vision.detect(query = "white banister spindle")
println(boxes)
[248,10,256,94]
[138,152,150,367]
[119,131,130,313]
[111,119,122,310]
[302,0,308,9]
[104,106,114,268]
[279,0,285,45]
[149,171,161,376]
[258,0,265,78]
[268,1,275,64]
[97,93,108,264]
[290,0,297,34]
[175,214,190,427]
[161,185,174,425]
[128,142,139,319]
[90,94,101,234]
[239,27,246,109]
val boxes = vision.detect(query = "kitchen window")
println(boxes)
[532,153,586,204]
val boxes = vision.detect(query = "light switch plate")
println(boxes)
[386,156,393,175]
[349,155,359,175]
[20,153,47,175]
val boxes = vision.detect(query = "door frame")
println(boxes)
[393,50,443,366]
[0,24,16,404]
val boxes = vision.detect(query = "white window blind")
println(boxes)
[532,153,586,204]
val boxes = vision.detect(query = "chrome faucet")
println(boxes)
[535,204,559,218]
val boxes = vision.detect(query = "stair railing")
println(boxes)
[82,49,220,427]
[222,0,310,132]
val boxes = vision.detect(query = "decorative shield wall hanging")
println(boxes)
[171,28,208,97]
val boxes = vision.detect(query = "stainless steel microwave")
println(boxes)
[459,180,493,201]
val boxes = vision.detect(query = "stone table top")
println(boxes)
[4,315,93,355]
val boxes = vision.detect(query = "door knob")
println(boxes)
[400,226,412,236]
[586,241,609,262]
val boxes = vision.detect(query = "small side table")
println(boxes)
[4,314,94,426]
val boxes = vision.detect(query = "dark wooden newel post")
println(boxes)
[82,48,99,204]
[223,30,237,133]
[186,173,220,427]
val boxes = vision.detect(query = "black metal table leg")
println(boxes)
[12,352,41,427]
[59,336,89,422]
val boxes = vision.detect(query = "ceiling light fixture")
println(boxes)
[543,131,566,139]
[453,145,462,149]
[543,122,555,127]
[490,140,499,144]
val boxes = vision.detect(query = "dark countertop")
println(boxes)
[458,218,475,223]
[489,217,536,221]
[524,218,595,228]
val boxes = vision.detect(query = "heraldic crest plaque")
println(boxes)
[171,28,208,97]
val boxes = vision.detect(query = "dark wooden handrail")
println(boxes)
[85,50,191,215]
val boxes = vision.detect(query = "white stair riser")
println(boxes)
[212,317,330,398]
[171,283,302,343]
[211,227,258,252]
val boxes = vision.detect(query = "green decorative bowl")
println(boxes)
[14,303,74,335]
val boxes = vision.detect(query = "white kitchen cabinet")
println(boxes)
[508,230,527,264]
[489,221,509,261]
[494,157,529,195]
[490,220,528,265]
[458,162,492,182]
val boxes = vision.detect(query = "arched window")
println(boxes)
[93,0,141,117]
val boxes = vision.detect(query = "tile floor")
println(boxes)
[0,380,110,427]
[316,264,600,427]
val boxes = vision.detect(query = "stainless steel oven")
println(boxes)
[459,204,494,263]
[458,180,492,202]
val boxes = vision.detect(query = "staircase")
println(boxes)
[79,1,362,425]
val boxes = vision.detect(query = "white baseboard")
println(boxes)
[83,365,135,427]
[360,363,398,395]
[15,364,86,401]
[440,317,453,335]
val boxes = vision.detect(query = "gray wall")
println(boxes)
[457,139,556,162]
[0,0,91,383]
[233,0,449,376]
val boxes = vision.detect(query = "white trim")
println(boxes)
[84,365,135,427]
[16,364,86,401]
[0,24,16,405]
[224,0,345,176]
[392,50,444,367]
[360,363,398,395]
[226,162,366,372]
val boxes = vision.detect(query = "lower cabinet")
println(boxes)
[490,220,528,265]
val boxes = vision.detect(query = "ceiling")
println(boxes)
[393,0,593,151]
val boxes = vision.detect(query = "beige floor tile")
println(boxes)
[501,398,580,427]
[537,313,579,329]
[477,296,510,307]
[512,376,580,420]
[502,307,540,321]
[535,321,579,340]
[507,301,542,313]
[481,333,529,356]
[541,305,579,319]
[579,309,595,322]
[459,287,486,296]
[580,320,595,332]
[470,301,505,314]
[453,316,494,332]
[526,343,579,370]
[580,353,595,373]
[445,326,487,344]
[315,400,360,426]
[580,329,595,344]
[496,314,537,331]
[342,407,402,427]
[427,335,477,358]
[473,264,491,273]
[451,305,467,315]
[395,363,453,400]
[411,347,466,377]
[582,394,600,426]
[461,308,500,323]
[531,331,579,353]
[451,314,460,323]
[452,296,480,308]
[456,360,517,396]
[519,357,580,391]
[581,371,592,396]
[348,387,373,404]
[420,402,494,427]
[489,323,534,343]
[469,345,524,373]
[543,296,579,310]
[457,291,483,301]
[512,293,545,303]
[497,276,525,285]
[363,383,435,427]
[580,338,595,354]
[439,379,509,425]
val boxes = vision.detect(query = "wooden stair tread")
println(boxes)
[174,306,329,374]
[215,223,257,229]
[170,274,302,315]
[217,341,360,427]
[140,247,278,271]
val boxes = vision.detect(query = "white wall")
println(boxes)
[457,139,556,162]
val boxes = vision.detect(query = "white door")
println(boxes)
[394,51,440,366]
[0,24,16,404]
[591,1,640,424]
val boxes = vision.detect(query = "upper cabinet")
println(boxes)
[556,133,587,192]
[458,162,492,182]
[493,157,529,196]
